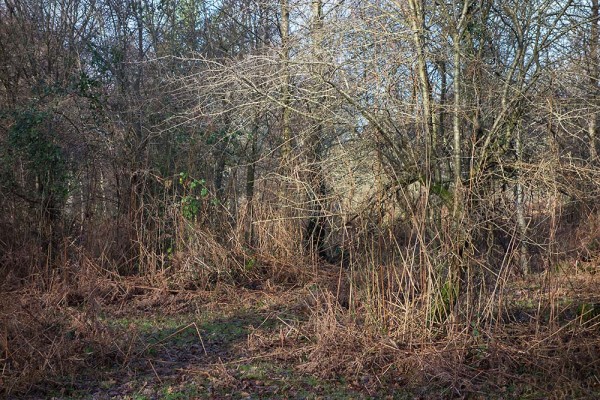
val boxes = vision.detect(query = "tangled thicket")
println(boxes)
[1,0,600,397]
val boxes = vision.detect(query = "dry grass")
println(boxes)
[280,288,600,398]
[2,178,600,398]
[0,275,124,395]
[1,262,600,398]
[235,261,600,398]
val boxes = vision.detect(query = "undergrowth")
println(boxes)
[3,258,598,399]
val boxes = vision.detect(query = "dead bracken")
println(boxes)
[2,1,600,398]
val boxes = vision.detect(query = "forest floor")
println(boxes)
[3,271,410,399]
[3,264,600,399]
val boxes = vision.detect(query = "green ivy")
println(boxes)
[8,108,69,206]
[179,172,209,220]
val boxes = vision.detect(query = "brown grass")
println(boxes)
[2,261,599,398]
[2,175,600,398]
[0,274,124,395]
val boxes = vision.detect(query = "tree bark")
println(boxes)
[407,0,435,171]
[589,0,599,162]
[280,0,292,164]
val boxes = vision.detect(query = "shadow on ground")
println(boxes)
[13,293,375,400]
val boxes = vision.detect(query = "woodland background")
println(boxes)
[1,0,600,398]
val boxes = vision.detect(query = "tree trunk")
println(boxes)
[514,123,529,274]
[589,0,599,162]
[245,117,259,247]
[407,0,435,170]
[280,0,292,164]
[452,32,462,218]
[306,0,331,263]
